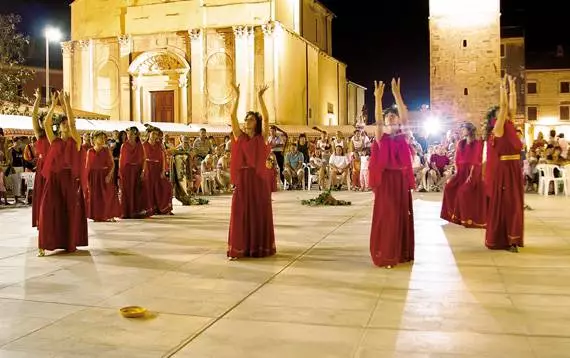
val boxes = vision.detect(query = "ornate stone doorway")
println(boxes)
[128,49,190,123]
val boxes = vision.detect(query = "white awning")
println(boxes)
[143,122,193,135]
[188,123,232,135]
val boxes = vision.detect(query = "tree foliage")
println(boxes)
[0,14,33,107]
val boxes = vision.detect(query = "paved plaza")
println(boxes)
[0,192,569,357]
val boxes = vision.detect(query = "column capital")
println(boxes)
[189,28,202,41]
[78,39,91,50]
[61,41,74,56]
[118,35,132,56]
[233,25,254,39]
[262,22,276,37]
[179,74,188,88]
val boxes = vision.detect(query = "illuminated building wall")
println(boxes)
[63,0,353,126]
[525,68,570,139]
[429,0,501,125]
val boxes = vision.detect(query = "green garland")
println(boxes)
[190,197,209,205]
[482,105,499,140]
[301,190,351,206]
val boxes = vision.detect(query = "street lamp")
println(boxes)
[44,27,62,105]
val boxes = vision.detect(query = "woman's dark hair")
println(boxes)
[459,122,477,150]
[127,126,140,142]
[559,133,565,139]
[550,129,556,137]
[383,106,399,118]
[119,130,127,143]
[245,111,263,136]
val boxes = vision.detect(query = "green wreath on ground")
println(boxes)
[301,190,351,206]
[190,197,209,205]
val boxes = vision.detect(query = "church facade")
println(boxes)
[62,0,355,127]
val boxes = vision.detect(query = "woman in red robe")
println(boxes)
[38,92,88,256]
[143,128,173,215]
[440,122,486,228]
[227,83,276,259]
[484,75,524,252]
[31,89,50,228]
[80,133,93,212]
[86,131,120,222]
[369,79,415,268]
[119,127,152,219]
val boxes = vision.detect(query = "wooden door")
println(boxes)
[151,91,175,122]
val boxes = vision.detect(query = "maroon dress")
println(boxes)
[32,137,50,228]
[485,121,524,249]
[119,141,152,219]
[369,133,415,267]
[86,147,120,222]
[38,137,88,252]
[440,139,486,228]
[143,141,173,215]
[228,134,276,258]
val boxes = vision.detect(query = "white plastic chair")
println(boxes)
[303,163,319,190]
[537,164,566,196]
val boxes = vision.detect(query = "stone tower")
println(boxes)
[429,0,501,125]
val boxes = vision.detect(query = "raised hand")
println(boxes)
[50,91,58,108]
[374,80,385,99]
[508,75,516,93]
[391,78,401,97]
[232,83,240,97]
[499,75,508,106]
[258,83,271,97]
[34,88,41,103]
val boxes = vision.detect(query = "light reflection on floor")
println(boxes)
[0,191,569,357]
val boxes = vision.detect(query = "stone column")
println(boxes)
[118,35,132,121]
[61,41,74,104]
[179,74,189,124]
[233,25,255,119]
[190,28,205,124]
[262,22,277,124]
[132,76,143,123]
[78,39,94,111]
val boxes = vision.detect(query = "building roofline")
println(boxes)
[525,68,570,72]
[347,81,367,90]
[311,0,337,18]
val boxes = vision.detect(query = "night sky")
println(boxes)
[2,0,568,117]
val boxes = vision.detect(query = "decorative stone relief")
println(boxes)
[140,54,184,73]
[205,51,234,105]
[118,35,132,56]
[78,40,91,51]
[61,41,74,55]
[179,74,188,88]
[262,22,275,37]
[189,28,201,41]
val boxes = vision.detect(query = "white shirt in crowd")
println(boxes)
[360,155,370,171]
[329,154,349,169]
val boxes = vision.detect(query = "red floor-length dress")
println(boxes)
[119,140,152,219]
[86,147,121,222]
[228,134,276,258]
[485,121,524,249]
[143,141,173,215]
[80,143,92,210]
[32,136,50,228]
[369,132,415,267]
[39,137,88,252]
[440,139,486,228]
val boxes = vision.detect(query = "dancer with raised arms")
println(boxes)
[369,78,415,268]
[227,83,276,259]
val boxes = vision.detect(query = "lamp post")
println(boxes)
[44,27,62,105]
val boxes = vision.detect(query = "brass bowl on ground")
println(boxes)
[120,306,147,318]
